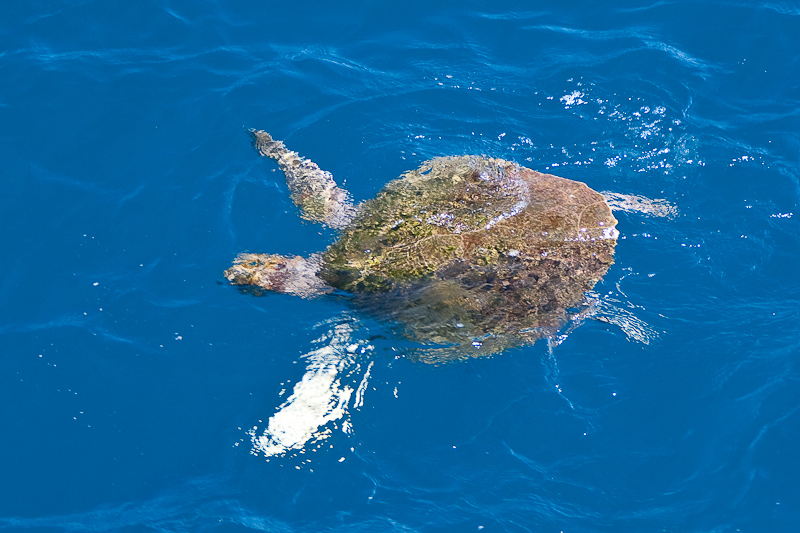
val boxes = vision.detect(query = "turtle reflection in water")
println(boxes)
[226,130,619,361]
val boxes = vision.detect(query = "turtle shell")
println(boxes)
[320,156,618,353]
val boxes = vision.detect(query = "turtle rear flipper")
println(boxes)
[250,130,357,229]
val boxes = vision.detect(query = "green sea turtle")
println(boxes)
[226,130,619,360]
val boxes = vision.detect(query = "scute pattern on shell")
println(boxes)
[318,156,618,354]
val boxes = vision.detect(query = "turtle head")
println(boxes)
[224,253,331,298]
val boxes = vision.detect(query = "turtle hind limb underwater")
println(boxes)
[225,130,619,361]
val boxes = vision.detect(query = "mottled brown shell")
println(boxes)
[319,156,618,356]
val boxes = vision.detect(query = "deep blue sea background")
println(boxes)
[2,1,799,531]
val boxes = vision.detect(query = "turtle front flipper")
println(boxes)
[249,130,357,229]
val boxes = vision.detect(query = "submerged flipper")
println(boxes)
[250,130,357,229]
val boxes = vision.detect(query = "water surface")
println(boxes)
[1,1,799,531]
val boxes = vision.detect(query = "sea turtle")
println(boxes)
[226,130,619,361]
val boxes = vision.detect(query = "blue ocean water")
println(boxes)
[2,0,799,531]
